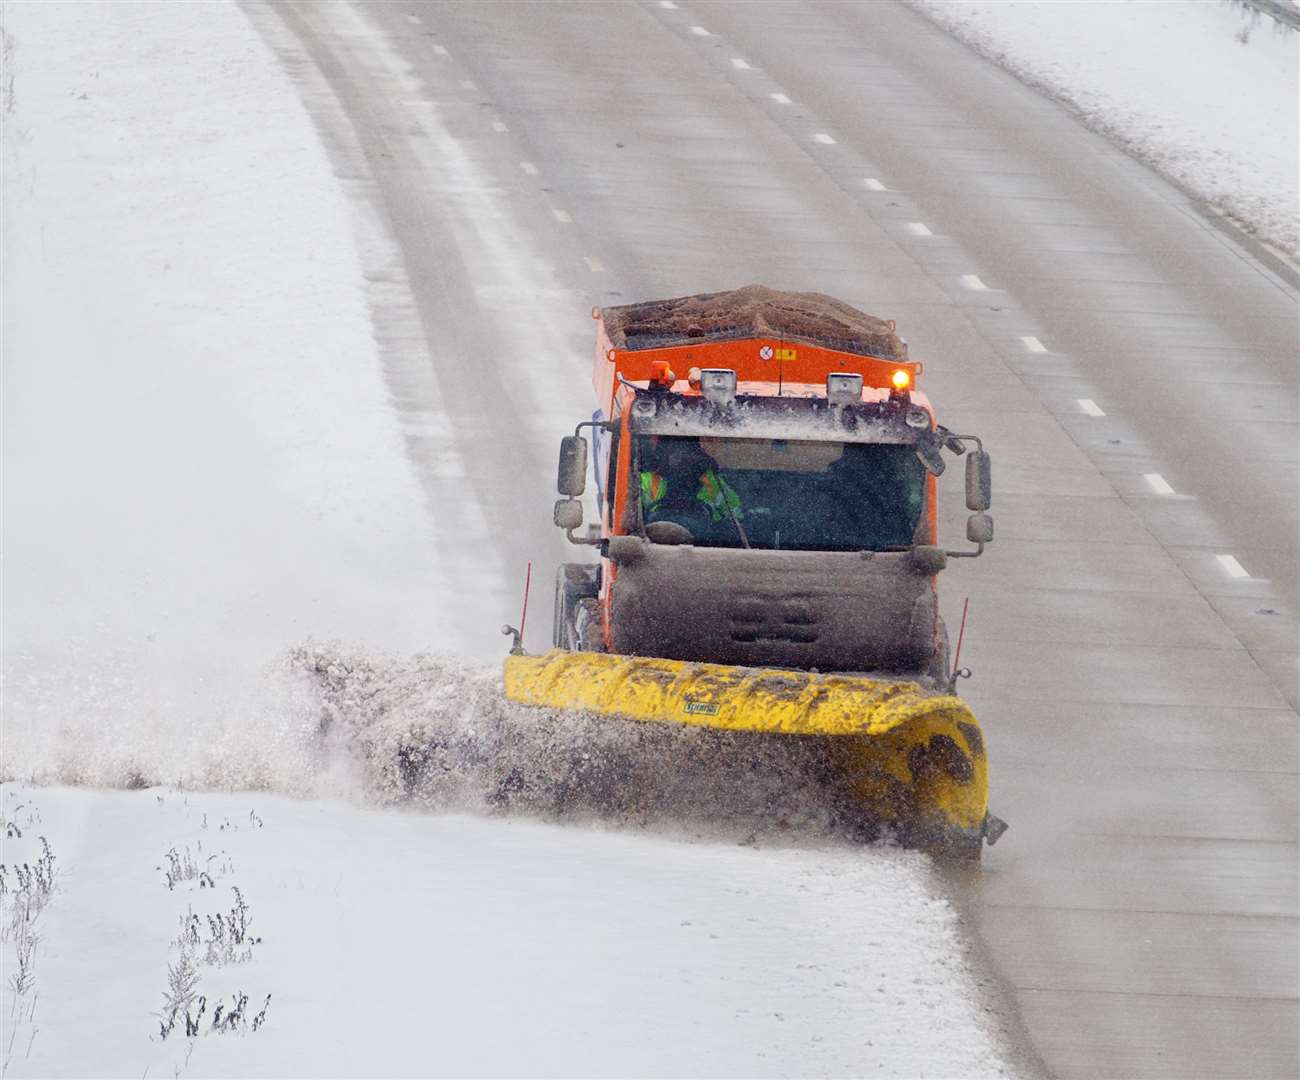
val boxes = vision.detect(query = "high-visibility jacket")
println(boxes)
[639,471,667,513]
[641,469,743,522]
[696,470,743,523]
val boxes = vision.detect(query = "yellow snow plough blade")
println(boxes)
[504,649,989,856]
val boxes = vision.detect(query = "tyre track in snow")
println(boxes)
[247,1,590,653]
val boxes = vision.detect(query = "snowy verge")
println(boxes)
[1,0,483,782]
[909,0,1299,260]
[0,783,1017,1079]
[1,0,455,684]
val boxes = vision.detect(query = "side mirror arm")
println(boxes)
[564,526,602,547]
[574,419,618,437]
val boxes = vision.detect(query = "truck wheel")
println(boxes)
[553,563,601,650]
[573,598,606,653]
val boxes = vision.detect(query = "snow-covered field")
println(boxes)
[1,3,1018,1076]
[910,0,1300,260]
[1,785,1018,1079]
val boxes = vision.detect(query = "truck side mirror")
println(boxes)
[557,435,588,496]
[915,437,946,476]
[554,498,583,531]
[965,451,991,511]
[967,513,994,544]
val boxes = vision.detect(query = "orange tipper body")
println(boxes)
[508,286,1003,859]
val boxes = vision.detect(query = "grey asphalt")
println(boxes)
[249,2,1299,1076]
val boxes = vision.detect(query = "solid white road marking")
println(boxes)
[659,0,677,7]
[863,178,888,191]
[770,92,792,105]
[432,44,449,56]
[406,13,421,24]
[690,25,711,36]
[731,58,752,70]
[1021,335,1048,353]
[520,161,538,175]
[491,120,508,132]
[1077,398,1106,416]
[813,132,837,145]
[552,209,572,224]
[1143,473,1176,495]
[961,274,989,291]
[1216,554,1250,579]
[584,256,607,273]
[905,222,933,237]
[459,79,477,90]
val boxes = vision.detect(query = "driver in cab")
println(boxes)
[638,436,746,541]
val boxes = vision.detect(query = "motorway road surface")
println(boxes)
[246,2,1299,1076]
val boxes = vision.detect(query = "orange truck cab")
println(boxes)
[549,287,993,685]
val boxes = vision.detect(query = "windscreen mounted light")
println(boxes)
[826,372,864,406]
[699,368,737,406]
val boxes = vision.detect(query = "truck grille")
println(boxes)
[728,598,821,644]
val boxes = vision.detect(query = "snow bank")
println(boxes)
[911,0,1300,259]
[1,784,1017,1079]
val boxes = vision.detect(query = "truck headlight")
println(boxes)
[905,407,931,429]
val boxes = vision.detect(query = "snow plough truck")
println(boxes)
[503,286,1006,857]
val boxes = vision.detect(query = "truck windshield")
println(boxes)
[635,434,924,551]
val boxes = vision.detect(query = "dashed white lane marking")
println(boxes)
[520,161,538,175]
[491,120,508,133]
[658,0,677,7]
[1216,554,1250,579]
[690,25,711,36]
[432,44,449,56]
[1143,473,1176,495]
[1021,335,1048,354]
[961,274,990,291]
[584,256,607,273]
[731,58,753,70]
[813,132,837,145]
[459,79,477,90]
[770,92,792,105]
[552,209,572,224]
[406,13,421,24]
[905,222,933,237]
[863,177,888,191]
[1077,398,1106,417]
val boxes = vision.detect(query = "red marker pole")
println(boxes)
[952,597,970,675]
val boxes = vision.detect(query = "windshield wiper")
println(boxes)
[724,494,751,549]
